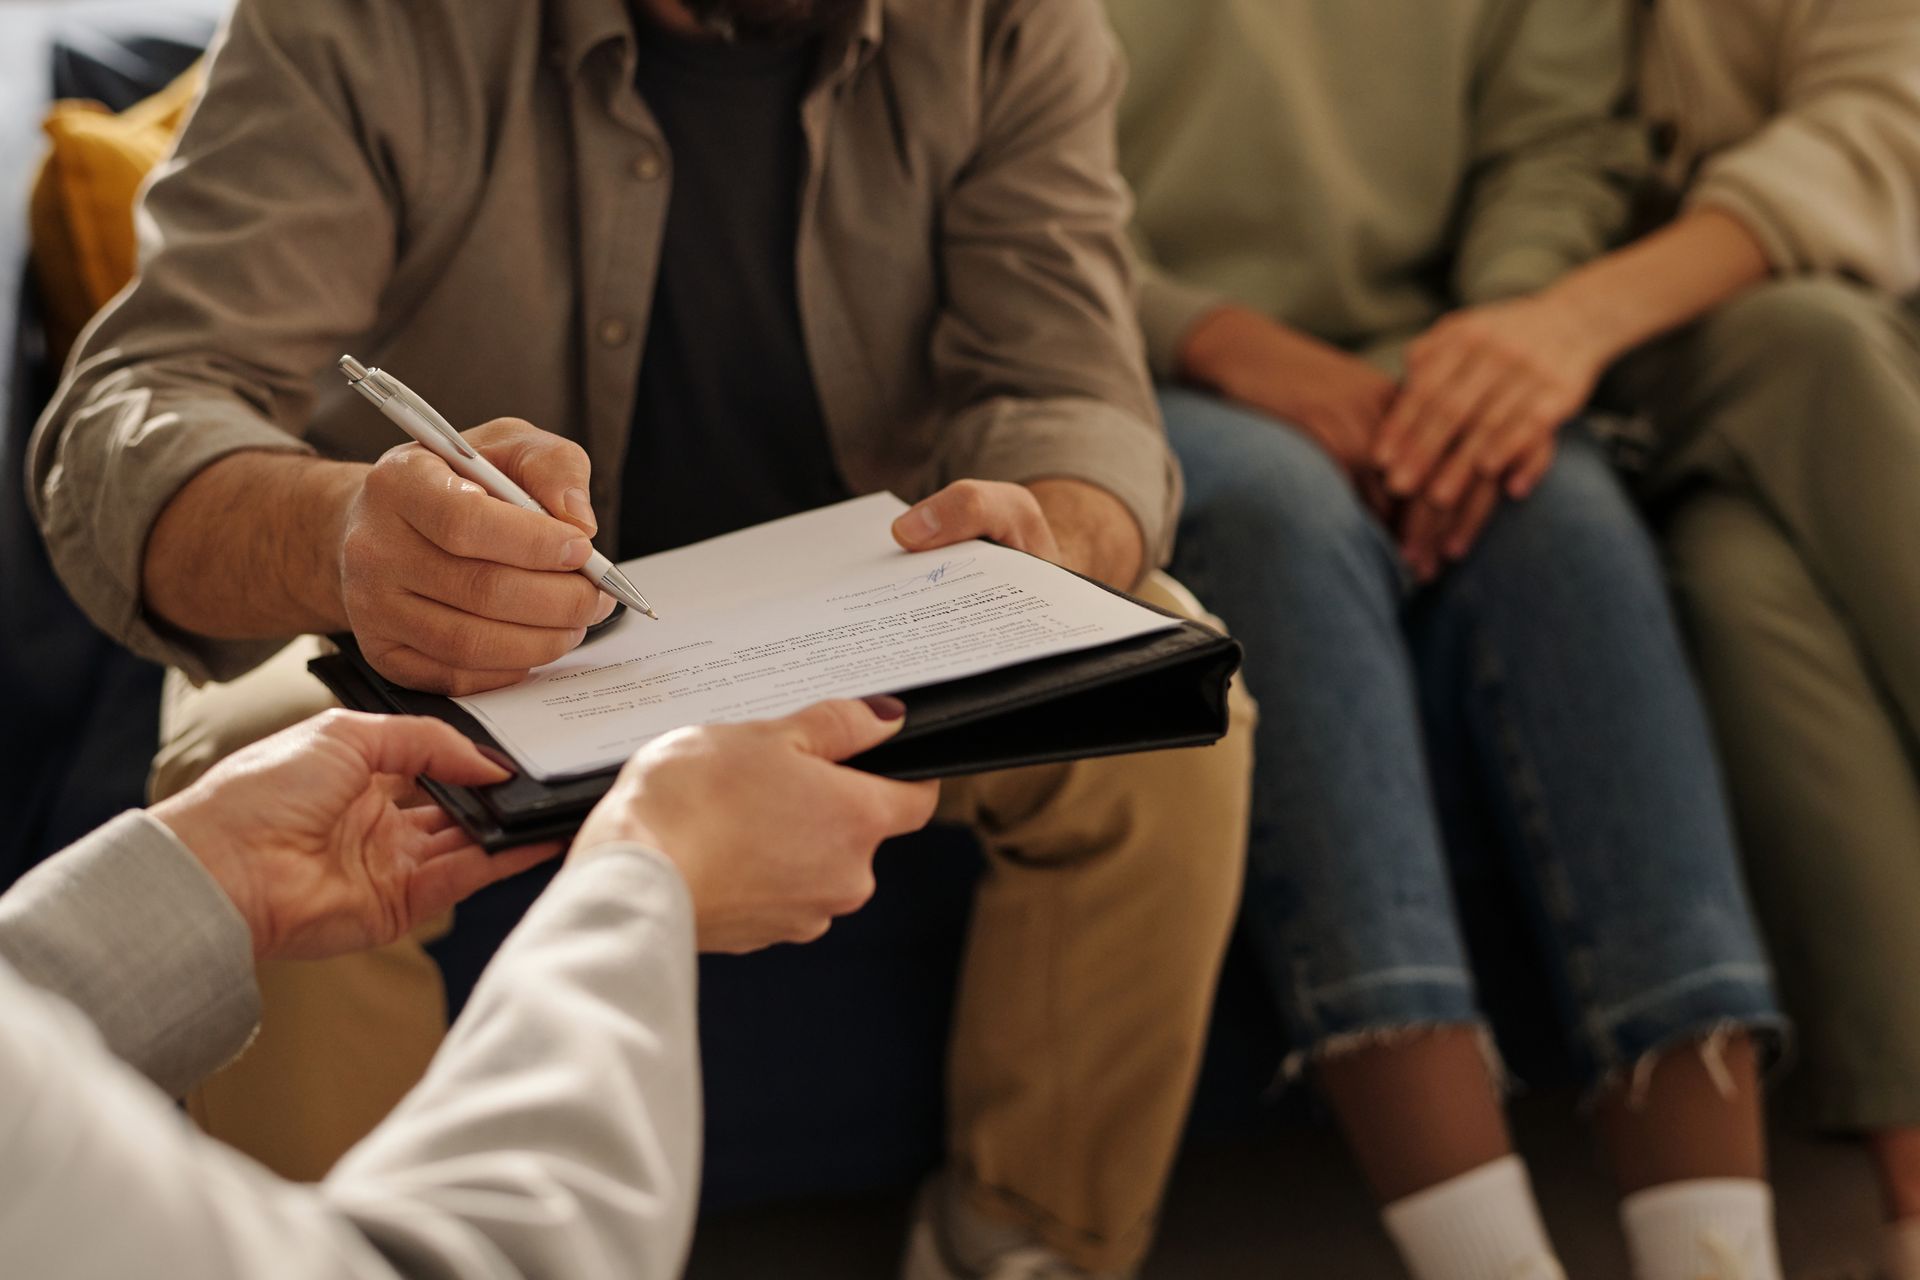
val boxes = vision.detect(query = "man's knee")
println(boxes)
[1034,574,1248,906]
[1134,572,1259,795]
[150,636,338,800]
[945,572,1254,890]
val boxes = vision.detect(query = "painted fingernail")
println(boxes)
[562,538,593,568]
[863,694,907,721]
[476,745,519,777]
[563,487,596,531]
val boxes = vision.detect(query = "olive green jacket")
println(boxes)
[1106,0,1648,375]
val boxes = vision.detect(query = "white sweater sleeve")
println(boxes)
[0,843,702,1280]
[1690,0,1920,294]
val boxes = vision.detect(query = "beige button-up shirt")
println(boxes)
[29,0,1170,684]
[1641,0,1920,296]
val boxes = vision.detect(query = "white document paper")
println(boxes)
[454,493,1181,780]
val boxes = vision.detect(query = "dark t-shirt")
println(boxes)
[618,25,850,559]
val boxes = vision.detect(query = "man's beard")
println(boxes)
[682,0,865,40]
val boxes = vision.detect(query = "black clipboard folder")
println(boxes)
[310,588,1242,852]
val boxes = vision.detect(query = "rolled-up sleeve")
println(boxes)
[1687,0,1920,296]
[1451,0,1647,306]
[929,0,1178,566]
[26,0,424,683]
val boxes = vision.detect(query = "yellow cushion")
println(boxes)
[29,64,204,363]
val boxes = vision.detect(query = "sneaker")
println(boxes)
[900,1181,1100,1280]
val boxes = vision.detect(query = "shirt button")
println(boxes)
[599,318,630,347]
[632,147,666,181]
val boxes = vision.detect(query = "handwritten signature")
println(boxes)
[898,557,976,589]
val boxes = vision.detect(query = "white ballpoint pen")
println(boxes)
[338,355,658,620]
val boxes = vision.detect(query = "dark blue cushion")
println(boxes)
[49,10,218,108]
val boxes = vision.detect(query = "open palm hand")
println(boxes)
[152,710,560,962]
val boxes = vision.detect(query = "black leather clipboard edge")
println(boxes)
[309,585,1242,851]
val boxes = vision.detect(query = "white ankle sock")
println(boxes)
[1382,1155,1564,1280]
[1619,1179,1781,1280]
[1884,1217,1920,1280]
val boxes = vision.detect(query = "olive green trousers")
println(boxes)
[1613,277,1920,1131]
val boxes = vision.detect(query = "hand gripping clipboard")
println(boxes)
[311,578,1242,851]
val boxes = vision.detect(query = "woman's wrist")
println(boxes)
[1176,304,1268,396]
[1177,304,1353,400]
[1535,273,1640,373]
[150,793,270,959]
[1538,209,1775,370]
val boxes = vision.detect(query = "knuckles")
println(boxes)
[453,559,596,624]
[426,620,492,672]
[469,417,539,445]
[435,501,491,557]
[547,437,591,471]
[782,918,834,948]
[454,559,513,614]
[308,707,364,742]
[1006,488,1047,530]
[942,480,991,528]
[557,582,605,628]
[340,521,385,575]
[443,666,527,697]
[822,873,877,921]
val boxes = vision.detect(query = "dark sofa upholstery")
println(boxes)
[0,3,221,892]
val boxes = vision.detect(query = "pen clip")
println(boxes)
[383,376,478,460]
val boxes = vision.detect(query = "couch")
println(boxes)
[0,9,1879,1274]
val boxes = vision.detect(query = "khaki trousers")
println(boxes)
[153,575,1253,1270]
[1612,278,1920,1130]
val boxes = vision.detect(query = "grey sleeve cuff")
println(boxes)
[0,811,260,1097]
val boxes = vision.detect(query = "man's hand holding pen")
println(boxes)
[341,418,614,696]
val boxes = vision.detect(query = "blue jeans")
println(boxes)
[1162,388,1784,1086]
